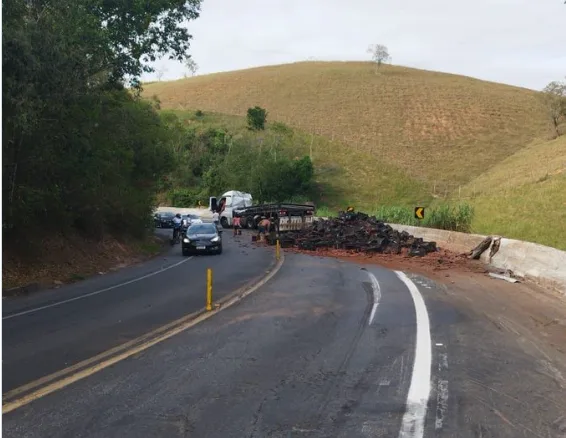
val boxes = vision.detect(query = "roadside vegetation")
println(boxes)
[458,135,566,250]
[316,204,474,233]
[156,108,315,206]
[2,0,203,289]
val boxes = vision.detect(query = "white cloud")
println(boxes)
[145,0,566,90]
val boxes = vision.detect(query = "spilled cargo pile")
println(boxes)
[278,211,438,257]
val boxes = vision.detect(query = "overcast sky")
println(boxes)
[144,0,566,90]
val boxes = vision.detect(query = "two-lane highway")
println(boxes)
[2,230,275,393]
[4,250,566,437]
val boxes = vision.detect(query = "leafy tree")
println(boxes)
[542,78,566,137]
[185,58,199,77]
[247,106,268,131]
[367,44,392,71]
[2,0,202,243]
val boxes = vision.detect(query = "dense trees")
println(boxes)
[161,114,315,206]
[2,1,314,249]
[2,0,202,241]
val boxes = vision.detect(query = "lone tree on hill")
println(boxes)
[247,106,267,131]
[367,44,391,72]
[185,58,199,77]
[542,78,566,137]
[156,66,167,81]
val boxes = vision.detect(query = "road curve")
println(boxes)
[2,230,275,393]
[3,252,566,437]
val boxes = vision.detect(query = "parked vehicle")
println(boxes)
[181,214,203,229]
[154,211,175,228]
[182,223,223,256]
[209,190,253,228]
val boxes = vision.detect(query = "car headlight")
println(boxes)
[211,236,220,243]
[183,238,190,243]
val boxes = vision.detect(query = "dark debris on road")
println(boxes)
[277,211,438,257]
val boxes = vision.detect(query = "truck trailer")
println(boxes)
[233,203,315,232]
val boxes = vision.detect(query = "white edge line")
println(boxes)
[367,271,381,325]
[3,257,194,320]
[395,270,432,438]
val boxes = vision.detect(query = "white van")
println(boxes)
[209,190,253,228]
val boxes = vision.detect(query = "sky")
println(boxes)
[143,0,566,90]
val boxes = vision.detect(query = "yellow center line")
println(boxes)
[3,250,284,414]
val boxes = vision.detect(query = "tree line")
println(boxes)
[2,0,202,243]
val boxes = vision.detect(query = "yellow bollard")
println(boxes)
[276,239,281,260]
[206,268,213,311]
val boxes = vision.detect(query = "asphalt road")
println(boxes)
[3,252,566,437]
[2,228,275,393]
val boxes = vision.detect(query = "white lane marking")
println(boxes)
[366,271,382,325]
[3,257,193,320]
[395,271,432,438]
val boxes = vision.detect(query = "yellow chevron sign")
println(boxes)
[414,207,425,219]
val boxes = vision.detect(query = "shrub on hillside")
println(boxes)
[247,106,267,130]
[315,204,475,233]
[373,203,474,233]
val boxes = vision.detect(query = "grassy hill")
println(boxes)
[144,62,551,193]
[459,135,566,249]
[144,61,565,248]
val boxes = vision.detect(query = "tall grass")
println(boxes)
[316,203,474,233]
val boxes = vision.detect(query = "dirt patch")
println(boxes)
[285,246,488,281]
[2,233,167,295]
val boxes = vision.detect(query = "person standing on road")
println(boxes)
[172,213,182,241]
[258,216,270,242]
[212,211,220,228]
[233,214,241,236]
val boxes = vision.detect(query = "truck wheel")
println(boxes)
[220,217,229,229]
[247,216,255,229]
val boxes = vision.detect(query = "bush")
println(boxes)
[247,106,267,131]
[168,188,201,207]
[195,109,204,117]
[372,203,474,232]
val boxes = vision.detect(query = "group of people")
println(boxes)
[211,210,274,240]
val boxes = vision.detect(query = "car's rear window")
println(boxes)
[189,224,215,234]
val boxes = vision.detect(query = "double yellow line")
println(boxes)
[3,251,284,414]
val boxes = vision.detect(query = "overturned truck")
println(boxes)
[273,210,438,257]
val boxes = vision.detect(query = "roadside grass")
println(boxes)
[316,203,474,233]
[144,61,550,194]
[135,239,163,256]
[458,135,566,249]
[160,109,432,209]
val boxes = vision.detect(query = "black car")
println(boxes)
[154,211,175,228]
[182,223,223,256]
